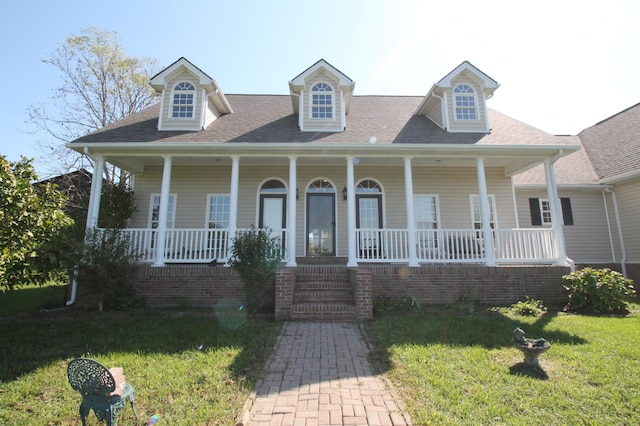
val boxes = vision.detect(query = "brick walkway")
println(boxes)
[237,322,411,426]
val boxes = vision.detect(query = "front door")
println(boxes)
[356,194,383,258]
[259,194,286,246]
[307,193,336,255]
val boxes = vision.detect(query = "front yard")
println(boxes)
[1,283,639,425]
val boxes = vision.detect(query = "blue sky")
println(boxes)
[1,0,639,177]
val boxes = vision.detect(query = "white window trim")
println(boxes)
[414,194,441,229]
[453,84,479,121]
[170,82,196,119]
[205,194,231,229]
[149,193,177,228]
[309,82,334,120]
[469,194,497,229]
[539,198,552,225]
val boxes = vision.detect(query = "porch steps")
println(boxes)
[290,265,356,322]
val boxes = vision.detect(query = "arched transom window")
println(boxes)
[172,82,196,118]
[356,180,381,193]
[453,84,477,120]
[308,179,335,193]
[311,83,333,119]
[261,180,287,193]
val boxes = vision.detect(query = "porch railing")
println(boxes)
[107,227,556,265]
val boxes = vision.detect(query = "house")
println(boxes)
[66,57,636,319]
[514,102,640,284]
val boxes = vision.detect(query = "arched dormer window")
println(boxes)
[311,83,333,119]
[453,84,478,120]
[171,82,196,118]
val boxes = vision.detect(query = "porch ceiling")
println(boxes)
[73,142,579,175]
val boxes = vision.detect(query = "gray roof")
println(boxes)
[578,102,640,181]
[73,95,569,147]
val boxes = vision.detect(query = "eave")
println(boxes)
[68,141,578,176]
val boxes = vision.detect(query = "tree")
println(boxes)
[27,26,159,183]
[0,156,74,291]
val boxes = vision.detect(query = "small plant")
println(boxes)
[373,296,421,314]
[509,297,546,316]
[562,267,636,313]
[228,226,283,314]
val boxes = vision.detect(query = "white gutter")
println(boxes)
[606,187,627,277]
[602,190,616,263]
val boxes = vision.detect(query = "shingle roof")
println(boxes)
[577,102,640,181]
[73,95,569,147]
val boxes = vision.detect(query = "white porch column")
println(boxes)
[228,156,240,242]
[544,158,569,266]
[86,156,105,229]
[346,157,358,267]
[476,158,496,266]
[404,157,419,266]
[153,156,172,267]
[287,156,297,267]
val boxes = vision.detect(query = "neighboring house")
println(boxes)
[35,169,93,213]
[65,57,636,318]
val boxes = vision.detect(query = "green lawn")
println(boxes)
[365,302,640,425]
[0,283,282,425]
[2,283,639,425]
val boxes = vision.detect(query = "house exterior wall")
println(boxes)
[515,188,617,263]
[300,72,344,132]
[159,70,203,131]
[131,162,517,258]
[614,177,640,263]
[446,74,488,133]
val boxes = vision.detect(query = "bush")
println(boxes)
[228,226,283,314]
[79,228,142,311]
[562,268,636,313]
[509,297,546,316]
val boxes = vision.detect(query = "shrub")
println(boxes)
[562,268,636,313]
[79,228,142,311]
[228,226,283,314]
[509,297,546,316]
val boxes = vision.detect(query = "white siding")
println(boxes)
[515,189,617,263]
[130,163,518,258]
[159,70,203,131]
[615,177,640,263]
[300,72,343,132]
[446,75,488,133]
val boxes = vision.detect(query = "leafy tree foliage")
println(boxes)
[27,26,159,182]
[0,156,73,290]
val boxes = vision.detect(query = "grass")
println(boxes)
[0,283,282,425]
[365,302,640,425]
[0,281,68,316]
[3,283,640,425]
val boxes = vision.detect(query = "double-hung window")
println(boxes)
[470,194,497,230]
[311,83,333,119]
[415,195,439,230]
[171,82,196,118]
[149,194,176,229]
[454,84,478,120]
[206,195,231,229]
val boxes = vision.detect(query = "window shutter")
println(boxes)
[529,198,542,226]
[561,198,574,225]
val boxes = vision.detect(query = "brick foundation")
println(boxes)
[74,263,628,312]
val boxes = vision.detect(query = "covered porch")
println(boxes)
[83,143,577,268]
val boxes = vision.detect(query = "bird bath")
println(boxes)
[512,328,550,366]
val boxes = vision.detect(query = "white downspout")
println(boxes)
[602,190,616,263]
[606,187,627,277]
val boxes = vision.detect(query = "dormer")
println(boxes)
[289,59,355,132]
[416,61,499,133]
[149,57,233,131]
